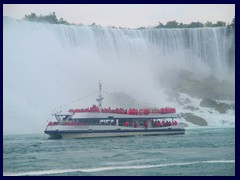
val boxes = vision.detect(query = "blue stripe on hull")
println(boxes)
[45,128,185,139]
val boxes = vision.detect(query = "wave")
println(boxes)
[3,159,235,176]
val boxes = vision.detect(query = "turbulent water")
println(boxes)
[3,17,235,134]
[3,128,235,176]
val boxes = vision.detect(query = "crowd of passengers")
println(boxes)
[68,105,176,115]
[124,120,178,127]
[48,119,178,127]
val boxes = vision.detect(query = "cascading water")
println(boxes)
[3,17,235,134]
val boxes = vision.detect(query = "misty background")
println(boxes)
[3,12,235,134]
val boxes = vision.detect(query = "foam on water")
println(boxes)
[4,160,234,176]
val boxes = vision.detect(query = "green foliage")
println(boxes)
[165,21,179,28]
[137,27,146,30]
[24,12,234,29]
[179,23,187,28]
[205,21,227,27]
[24,12,70,25]
[205,21,213,27]
[155,20,230,29]
[24,13,38,22]
[188,22,204,28]
[212,21,226,27]
[59,18,70,25]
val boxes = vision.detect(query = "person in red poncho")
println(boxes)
[144,121,148,128]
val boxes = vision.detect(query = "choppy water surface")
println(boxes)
[3,127,235,176]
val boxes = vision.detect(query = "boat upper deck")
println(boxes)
[70,112,178,120]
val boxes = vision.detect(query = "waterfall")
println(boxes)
[3,17,235,133]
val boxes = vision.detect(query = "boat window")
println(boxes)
[62,115,70,121]
[55,115,70,121]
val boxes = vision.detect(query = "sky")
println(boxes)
[3,4,235,28]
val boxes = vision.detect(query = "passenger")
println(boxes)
[157,121,161,127]
[144,121,148,128]
[162,121,166,127]
[124,121,129,127]
[128,108,131,115]
[174,121,178,125]
[161,108,165,114]
[134,121,138,128]
[151,119,154,125]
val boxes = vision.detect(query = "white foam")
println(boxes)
[175,92,235,128]
[3,159,235,176]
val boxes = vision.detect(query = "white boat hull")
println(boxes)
[45,124,185,139]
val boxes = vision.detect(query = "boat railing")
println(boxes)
[68,106,176,115]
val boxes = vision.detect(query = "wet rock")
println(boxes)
[215,102,232,114]
[200,98,218,108]
[183,106,199,111]
[184,113,208,126]
[181,123,188,127]
[200,98,233,114]
[168,71,235,100]
[176,97,192,106]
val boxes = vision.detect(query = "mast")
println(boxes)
[96,81,103,111]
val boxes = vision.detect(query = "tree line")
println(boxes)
[154,20,224,28]
[23,12,72,25]
[23,12,235,29]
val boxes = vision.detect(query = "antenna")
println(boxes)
[96,80,103,111]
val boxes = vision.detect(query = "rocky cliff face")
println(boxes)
[161,70,235,101]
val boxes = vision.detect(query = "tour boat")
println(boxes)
[44,82,185,139]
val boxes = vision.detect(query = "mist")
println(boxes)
[3,17,235,134]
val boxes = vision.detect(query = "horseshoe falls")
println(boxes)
[3,17,235,134]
